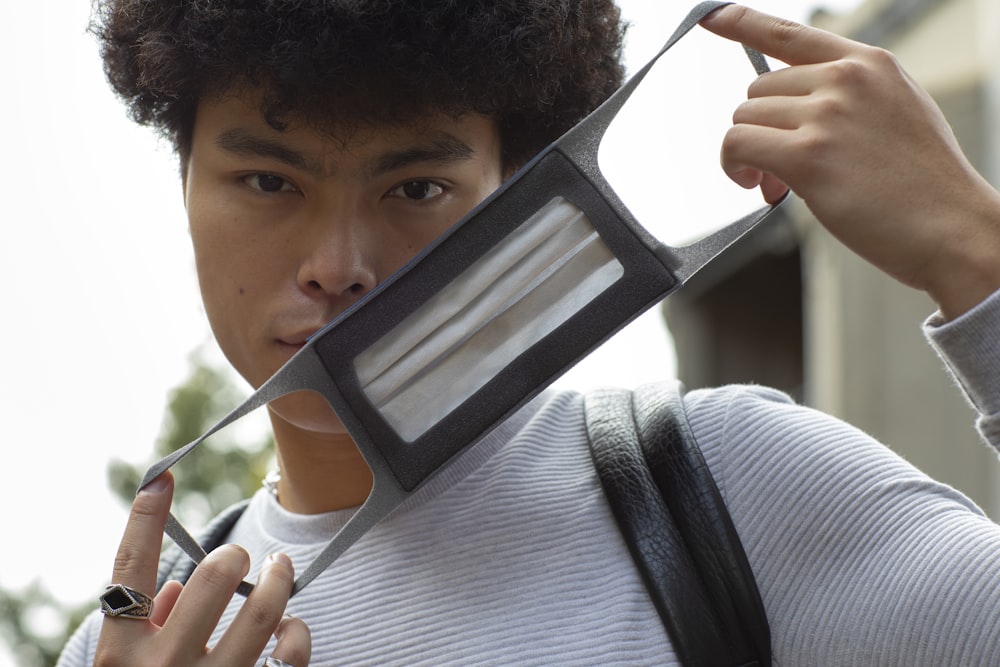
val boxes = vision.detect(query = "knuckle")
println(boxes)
[766,16,807,50]
[788,129,836,176]
[826,58,870,87]
[793,128,830,155]
[745,72,771,99]
[114,535,158,581]
[194,559,233,589]
[810,93,848,123]
[243,596,284,628]
[864,45,901,71]
[721,123,751,156]
[731,99,755,125]
[112,538,148,579]
[726,4,752,27]
[825,50,900,92]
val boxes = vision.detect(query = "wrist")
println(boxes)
[925,187,1000,321]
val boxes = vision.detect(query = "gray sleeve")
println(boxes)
[56,609,102,667]
[687,384,1000,666]
[924,287,1000,448]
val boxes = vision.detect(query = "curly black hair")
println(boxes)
[92,0,627,172]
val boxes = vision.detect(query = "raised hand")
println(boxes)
[95,472,311,666]
[702,4,1000,319]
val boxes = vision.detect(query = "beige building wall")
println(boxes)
[806,0,1000,515]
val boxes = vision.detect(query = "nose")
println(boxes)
[296,209,379,307]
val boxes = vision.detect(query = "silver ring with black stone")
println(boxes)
[99,583,154,619]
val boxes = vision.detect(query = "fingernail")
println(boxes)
[219,543,250,559]
[700,5,725,23]
[267,552,293,572]
[140,473,171,495]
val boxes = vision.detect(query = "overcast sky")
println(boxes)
[0,0,860,659]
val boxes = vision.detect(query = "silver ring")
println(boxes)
[264,658,293,667]
[99,583,154,619]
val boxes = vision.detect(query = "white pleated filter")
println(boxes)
[355,197,624,441]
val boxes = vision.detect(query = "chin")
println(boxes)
[268,390,349,435]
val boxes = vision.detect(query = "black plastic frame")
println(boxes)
[316,150,680,491]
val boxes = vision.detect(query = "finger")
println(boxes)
[723,165,789,205]
[759,173,790,205]
[109,472,172,590]
[746,62,830,100]
[269,615,312,667]
[728,166,764,190]
[719,123,796,190]
[701,4,853,65]
[213,553,297,664]
[733,95,807,131]
[97,472,174,656]
[160,544,251,650]
[150,580,183,627]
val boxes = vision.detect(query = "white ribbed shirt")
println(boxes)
[60,289,1000,665]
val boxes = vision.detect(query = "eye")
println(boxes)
[388,180,445,201]
[243,173,298,194]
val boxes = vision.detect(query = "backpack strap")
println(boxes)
[156,499,251,591]
[584,382,770,666]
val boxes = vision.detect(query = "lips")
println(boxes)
[277,325,326,351]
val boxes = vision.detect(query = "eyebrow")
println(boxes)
[367,136,475,177]
[215,128,320,174]
[214,128,476,178]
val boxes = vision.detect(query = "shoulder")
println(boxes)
[682,382,799,434]
[678,382,988,583]
[681,383,982,514]
[677,386,1000,663]
[681,382,902,491]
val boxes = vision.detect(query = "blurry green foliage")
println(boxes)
[107,348,275,526]
[2,348,272,666]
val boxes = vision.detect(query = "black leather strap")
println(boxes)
[585,383,770,666]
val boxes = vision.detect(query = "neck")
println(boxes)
[269,409,374,514]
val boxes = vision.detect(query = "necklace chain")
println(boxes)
[263,469,281,498]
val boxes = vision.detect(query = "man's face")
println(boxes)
[184,89,505,434]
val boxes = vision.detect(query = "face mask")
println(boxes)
[139,0,782,597]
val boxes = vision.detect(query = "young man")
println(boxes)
[62,2,1000,665]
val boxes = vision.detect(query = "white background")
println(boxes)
[0,0,860,659]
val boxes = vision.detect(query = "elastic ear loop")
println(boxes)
[135,0,770,598]
[137,349,335,596]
